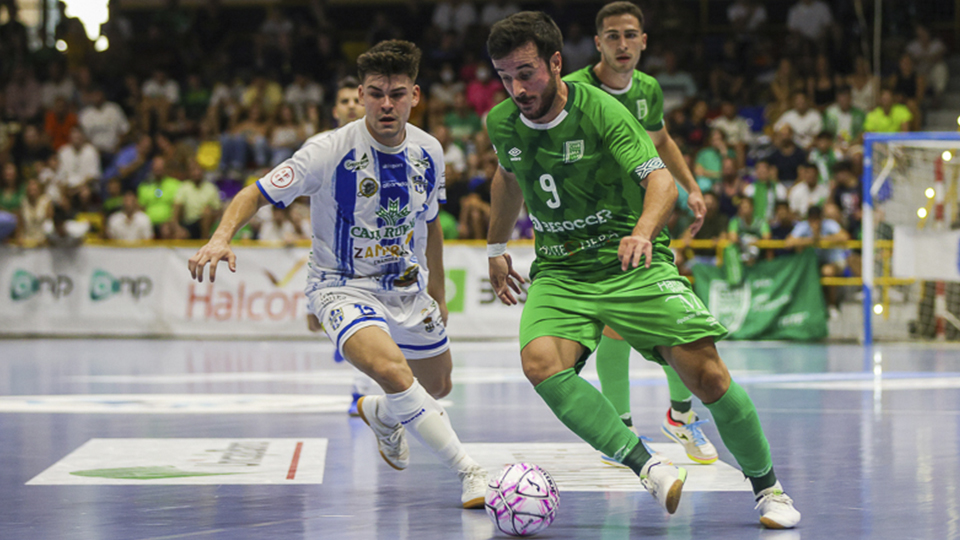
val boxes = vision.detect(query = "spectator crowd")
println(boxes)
[0,0,953,311]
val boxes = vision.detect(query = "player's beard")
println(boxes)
[523,76,559,121]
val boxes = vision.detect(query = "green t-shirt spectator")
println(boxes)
[138,176,181,226]
[438,209,459,240]
[174,181,221,225]
[823,104,865,142]
[729,215,771,239]
[695,146,734,192]
[444,111,482,144]
[864,104,912,133]
[0,185,24,213]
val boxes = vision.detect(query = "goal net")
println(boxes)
[863,132,960,343]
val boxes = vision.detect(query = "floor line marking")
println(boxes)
[286,441,303,480]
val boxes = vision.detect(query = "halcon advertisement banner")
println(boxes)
[0,245,536,339]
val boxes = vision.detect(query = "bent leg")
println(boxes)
[660,338,775,491]
[525,336,651,474]
[409,350,453,399]
[596,326,633,425]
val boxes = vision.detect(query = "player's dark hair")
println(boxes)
[487,11,563,64]
[337,76,360,92]
[595,2,645,35]
[357,40,421,83]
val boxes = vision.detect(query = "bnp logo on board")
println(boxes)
[376,198,411,227]
[10,269,73,301]
[90,269,153,301]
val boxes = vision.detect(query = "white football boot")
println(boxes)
[458,465,488,509]
[661,409,719,464]
[755,481,801,529]
[357,395,409,470]
[640,453,687,514]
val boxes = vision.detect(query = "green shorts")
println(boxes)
[519,268,728,370]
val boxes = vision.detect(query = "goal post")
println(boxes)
[862,131,960,344]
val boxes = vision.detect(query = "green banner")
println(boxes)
[692,250,828,341]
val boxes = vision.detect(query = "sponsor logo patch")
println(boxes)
[564,140,584,164]
[358,178,378,198]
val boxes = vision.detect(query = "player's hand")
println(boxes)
[489,253,525,305]
[686,190,707,237]
[619,234,653,271]
[438,301,450,326]
[188,239,236,283]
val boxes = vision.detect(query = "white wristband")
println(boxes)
[487,243,508,258]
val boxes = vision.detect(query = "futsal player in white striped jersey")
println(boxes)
[304,75,377,416]
[188,40,489,509]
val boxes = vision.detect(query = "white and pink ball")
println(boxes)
[484,463,560,537]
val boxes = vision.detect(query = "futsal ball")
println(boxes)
[485,463,560,537]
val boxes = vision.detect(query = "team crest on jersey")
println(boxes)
[358,178,378,198]
[376,198,411,226]
[329,308,343,331]
[411,157,431,169]
[508,147,522,162]
[411,175,427,194]
[564,140,584,163]
[345,153,369,172]
[636,99,648,120]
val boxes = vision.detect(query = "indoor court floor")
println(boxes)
[1,338,959,540]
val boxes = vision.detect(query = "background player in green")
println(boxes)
[564,1,717,466]
[484,11,800,528]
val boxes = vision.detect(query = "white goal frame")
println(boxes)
[862,131,960,344]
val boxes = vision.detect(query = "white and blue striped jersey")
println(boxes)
[256,119,446,293]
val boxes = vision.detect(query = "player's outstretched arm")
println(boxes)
[188,184,269,283]
[425,217,449,324]
[649,127,706,237]
[488,166,526,305]
[620,168,678,271]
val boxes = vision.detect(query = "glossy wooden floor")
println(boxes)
[1,339,959,539]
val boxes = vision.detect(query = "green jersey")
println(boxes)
[564,66,665,132]
[486,82,672,283]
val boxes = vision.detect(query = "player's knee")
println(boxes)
[369,358,413,394]
[696,363,731,402]
[521,353,562,387]
[422,375,452,399]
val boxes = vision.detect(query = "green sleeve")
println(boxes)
[643,80,665,132]
[761,221,770,236]
[485,106,514,173]
[728,218,739,234]
[594,91,664,185]
[852,109,865,138]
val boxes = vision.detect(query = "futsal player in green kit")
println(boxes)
[563,2,717,466]
[484,12,800,528]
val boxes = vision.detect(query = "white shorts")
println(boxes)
[306,284,449,360]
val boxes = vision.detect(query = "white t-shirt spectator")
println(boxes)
[480,2,520,28]
[786,0,833,41]
[788,181,831,218]
[711,115,752,145]
[57,143,101,189]
[443,142,466,177]
[727,1,767,32]
[258,217,309,242]
[40,78,77,109]
[432,1,476,34]
[79,102,130,154]
[107,210,154,241]
[774,109,823,149]
[657,71,697,113]
[142,78,180,103]
[285,82,324,117]
[906,38,947,77]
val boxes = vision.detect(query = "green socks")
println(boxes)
[595,335,633,423]
[536,368,641,463]
[703,380,776,490]
[665,365,693,410]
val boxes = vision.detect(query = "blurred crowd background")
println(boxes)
[0,0,955,293]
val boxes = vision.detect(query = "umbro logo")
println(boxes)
[509,147,522,162]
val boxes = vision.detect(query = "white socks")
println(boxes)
[384,379,478,473]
